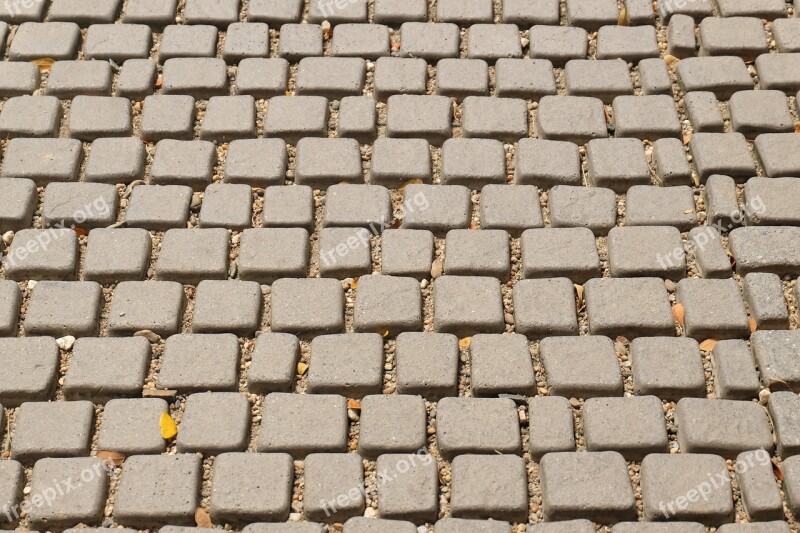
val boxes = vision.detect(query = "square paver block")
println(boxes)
[331,24,391,58]
[150,140,216,191]
[0,337,60,406]
[0,280,20,336]
[376,454,438,523]
[84,23,152,61]
[607,226,686,279]
[0,178,37,232]
[108,281,184,337]
[585,278,675,339]
[689,133,757,183]
[520,227,600,284]
[539,335,624,399]
[515,139,581,188]
[450,455,527,522]
[470,333,536,396]
[263,96,329,145]
[155,228,229,286]
[754,133,800,178]
[370,138,431,188]
[140,95,196,142]
[318,227,372,279]
[743,176,800,226]
[24,281,102,337]
[197,182,253,229]
[223,22,270,62]
[176,392,250,454]
[586,138,650,193]
[675,398,773,458]
[11,401,94,461]
[729,226,800,276]
[712,339,760,401]
[612,95,682,140]
[84,138,147,183]
[209,452,294,523]
[114,454,201,528]
[433,519,513,533]
[444,229,511,279]
[8,22,81,60]
[191,280,262,335]
[381,229,434,280]
[536,96,607,146]
[0,460,24,523]
[225,139,287,187]
[565,59,634,104]
[676,56,753,99]
[307,333,384,398]
[435,397,521,459]
[730,90,794,138]
[399,22,460,60]
[156,334,239,392]
[529,25,588,67]
[2,138,82,184]
[751,330,800,390]
[743,272,789,330]
[246,333,300,394]
[84,228,151,284]
[124,185,192,231]
[238,228,309,283]
[480,184,543,236]
[735,449,785,522]
[640,454,734,525]
[64,337,151,403]
[540,451,636,522]
[277,23,323,59]
[596,25,659,62]
[676,278,749,340]
[68,96,131,141]
[582,396,668,460]
[394,332,459,399]
[41,182,118,230]
[432,276,505,337]
[295,138,363,188]
[386,95,453,145]
[2,228,79,281]
[698,16,768,58]
[270,278,345,334]
[304,453,365,522]
[494,58,557,99]
[161,58,228,99]
[461,97,528,142]
[401,185,472,236]
[625,185,698,231]
[200,95,257,142]
[116,58,158,100]
[261,186,314,231]
[323,184,392,230]
[630,337,706,399]
[97,398,167,455]
[441,138,505,188]
[768,391,800,458]
[466,24,523,62]
[512,278,579,338]
[296,57,365,99]
[373,57,427,101]
[357,395,426,458]
[353,275,422,334]
[528,396,576,460]
[257,393,348,457]
[234,58,289,99]
[28,458,109,528]
[45,60,113,98]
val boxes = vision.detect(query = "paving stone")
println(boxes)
[436,0,492,23]
[630,336,705,399]
[0,95,60,138]
[718,0,785,18]
[45,60,113,98]
[0,460,23,522]
[176,392,249,454]
[565,59,633,104]
[0,62,39,97]
[461,96,528,142]
[261,186,314,230]
[3,228,79,281]
[466,24,522,61]
[304,453,364,522]
[8,22,81,60]
[24,281,102,337]
[124,185,192,231]
[140,95,196,142]
[157,334,239,392]
[450,455,527,522]
[469,333,536,395]
[235,58,290,99]
[612,95,681,140]
[48,0,121,24]
[691,226,734,278]
[564,0,618,30]
[114,454,202,528]
[238,228,309,283]
[270,278,345,334]
[191,280,261,335]
[676,56,753,99]
[0,281,20,336]
[750,330,800,390]
[772,18,800,52]
[11,401,94,461]
[64,337,150,402]
[494,58,556,99]
[689,132,757,183]
[323,184,391,230]
[394,332,459,398]
[667,14,697,58]
[528,25,588,67]
[754,133,800,177]
[586,138,650,193]
[307,333,383,397]
[698,17,768,58]
[373,57,428,100]
[318,227,372,278]
[277,24,323,60]
[743,272,788,330]
[436,397,521,458]
[257,393,348,457]
[161,58,228,99]
[638,58,673,96]
[337,96,376,144]
[0,178,37,232]
[527,396,575,460]
[521,227,601,284]
[27,457,109,528]
[184,0,240,26]
[198,183,252,230]
[501,0,558,24]
[585,278,675,339]
[121,0,178,26]
[210,452,294,523]
[84,138,146,184]
[716,523,793,533]
[0,337,59,406]
[2,138,82,184]
[386,95,453,144]
[675,398,773,457]
[711,339,760,401]
[155,228,229,285]
[625,185,698,231]
[744,177,800,226]
[652,138,692,187]
[512,278,578,338]
[530,521,596,533]
[331,24,390,58]
[0,0,47,21]
[768,391,800,458]
[640,453,734,524]
[97,398,167,454]
[342,518,417,533]
[730,90,794,138]
[611,524,705,533]
[370,138,432,187]
[84,23,152,61]
[515,139,581,188]
[736,449,784,521]
[295,138,362,187]
[381,229,434,279]
[247,333,299,394]
[223,22,270,62]
[375,453,437,522]
[596,25,659,62]
[308,0,366,23]
[296,57,365,99]
[536,95,607,145]
[434,519,512,533]
[401,184,471,235]
[374,0,427,23]
[582,395,668,460]
[442,138,505,187]
[729,226,800,275]
[436,59,489,99]
[479,184,543,236]
[676,278,749,340]
[539,335,623,398]
[684,92,724,133]
[225,139,287,187]
[41,182,117,229]
[68,96,131,141]
[704,174,740,229]
[548,185,617,235]
[357,395,426,458]
[540,451,636,522]
[786,455,800,517]
[200,95,257,142]
[107,281,185,337]
[432,276,504,336]
[607,226,685,279]
[623,0,656,25]
[150,140,216,190]
[444,229,510,279]
[353,275,422,334]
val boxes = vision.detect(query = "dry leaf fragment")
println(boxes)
[97,450,125,467]
[195,508,212,528]
[31,58,55,73]
[618,6,629,25]
[773,459,784,481]
[73,227,87,237]
[794,123,800,134]
[143,388,177,399]
[347,399,361,410]
[574,284,585,312]
[749,317,758,333]
[458,337,472,349]
[398,178,423,192]
[663,54,680,68]
[154,74,163,88]
[682,132,692,145]
[699,339,718,351]
[297,361,309,375]
[159,412,178,439]
[350,277,359,290]
[672,303,685,326]
[379,328,390,338]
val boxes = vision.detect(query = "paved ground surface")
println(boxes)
[1,0,800,532]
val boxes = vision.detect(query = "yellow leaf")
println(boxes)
[347,399,361,410]
[97,450,125,467]
[682,132,692,145]
[297,362,309,375]
[458,337,472,349]
[749,317,758,333]
[350,277,359,290]
[618,6,629,25]
[699,339,718,351]
[194,508,212,528]
[794,123,800,134]
[31,58,55,73]
[379,328,390,338]
[398,178,423,192]
[159,412,177,439]
[672,303,685,326]
[664,54,680,69]
[574,284,585,312]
